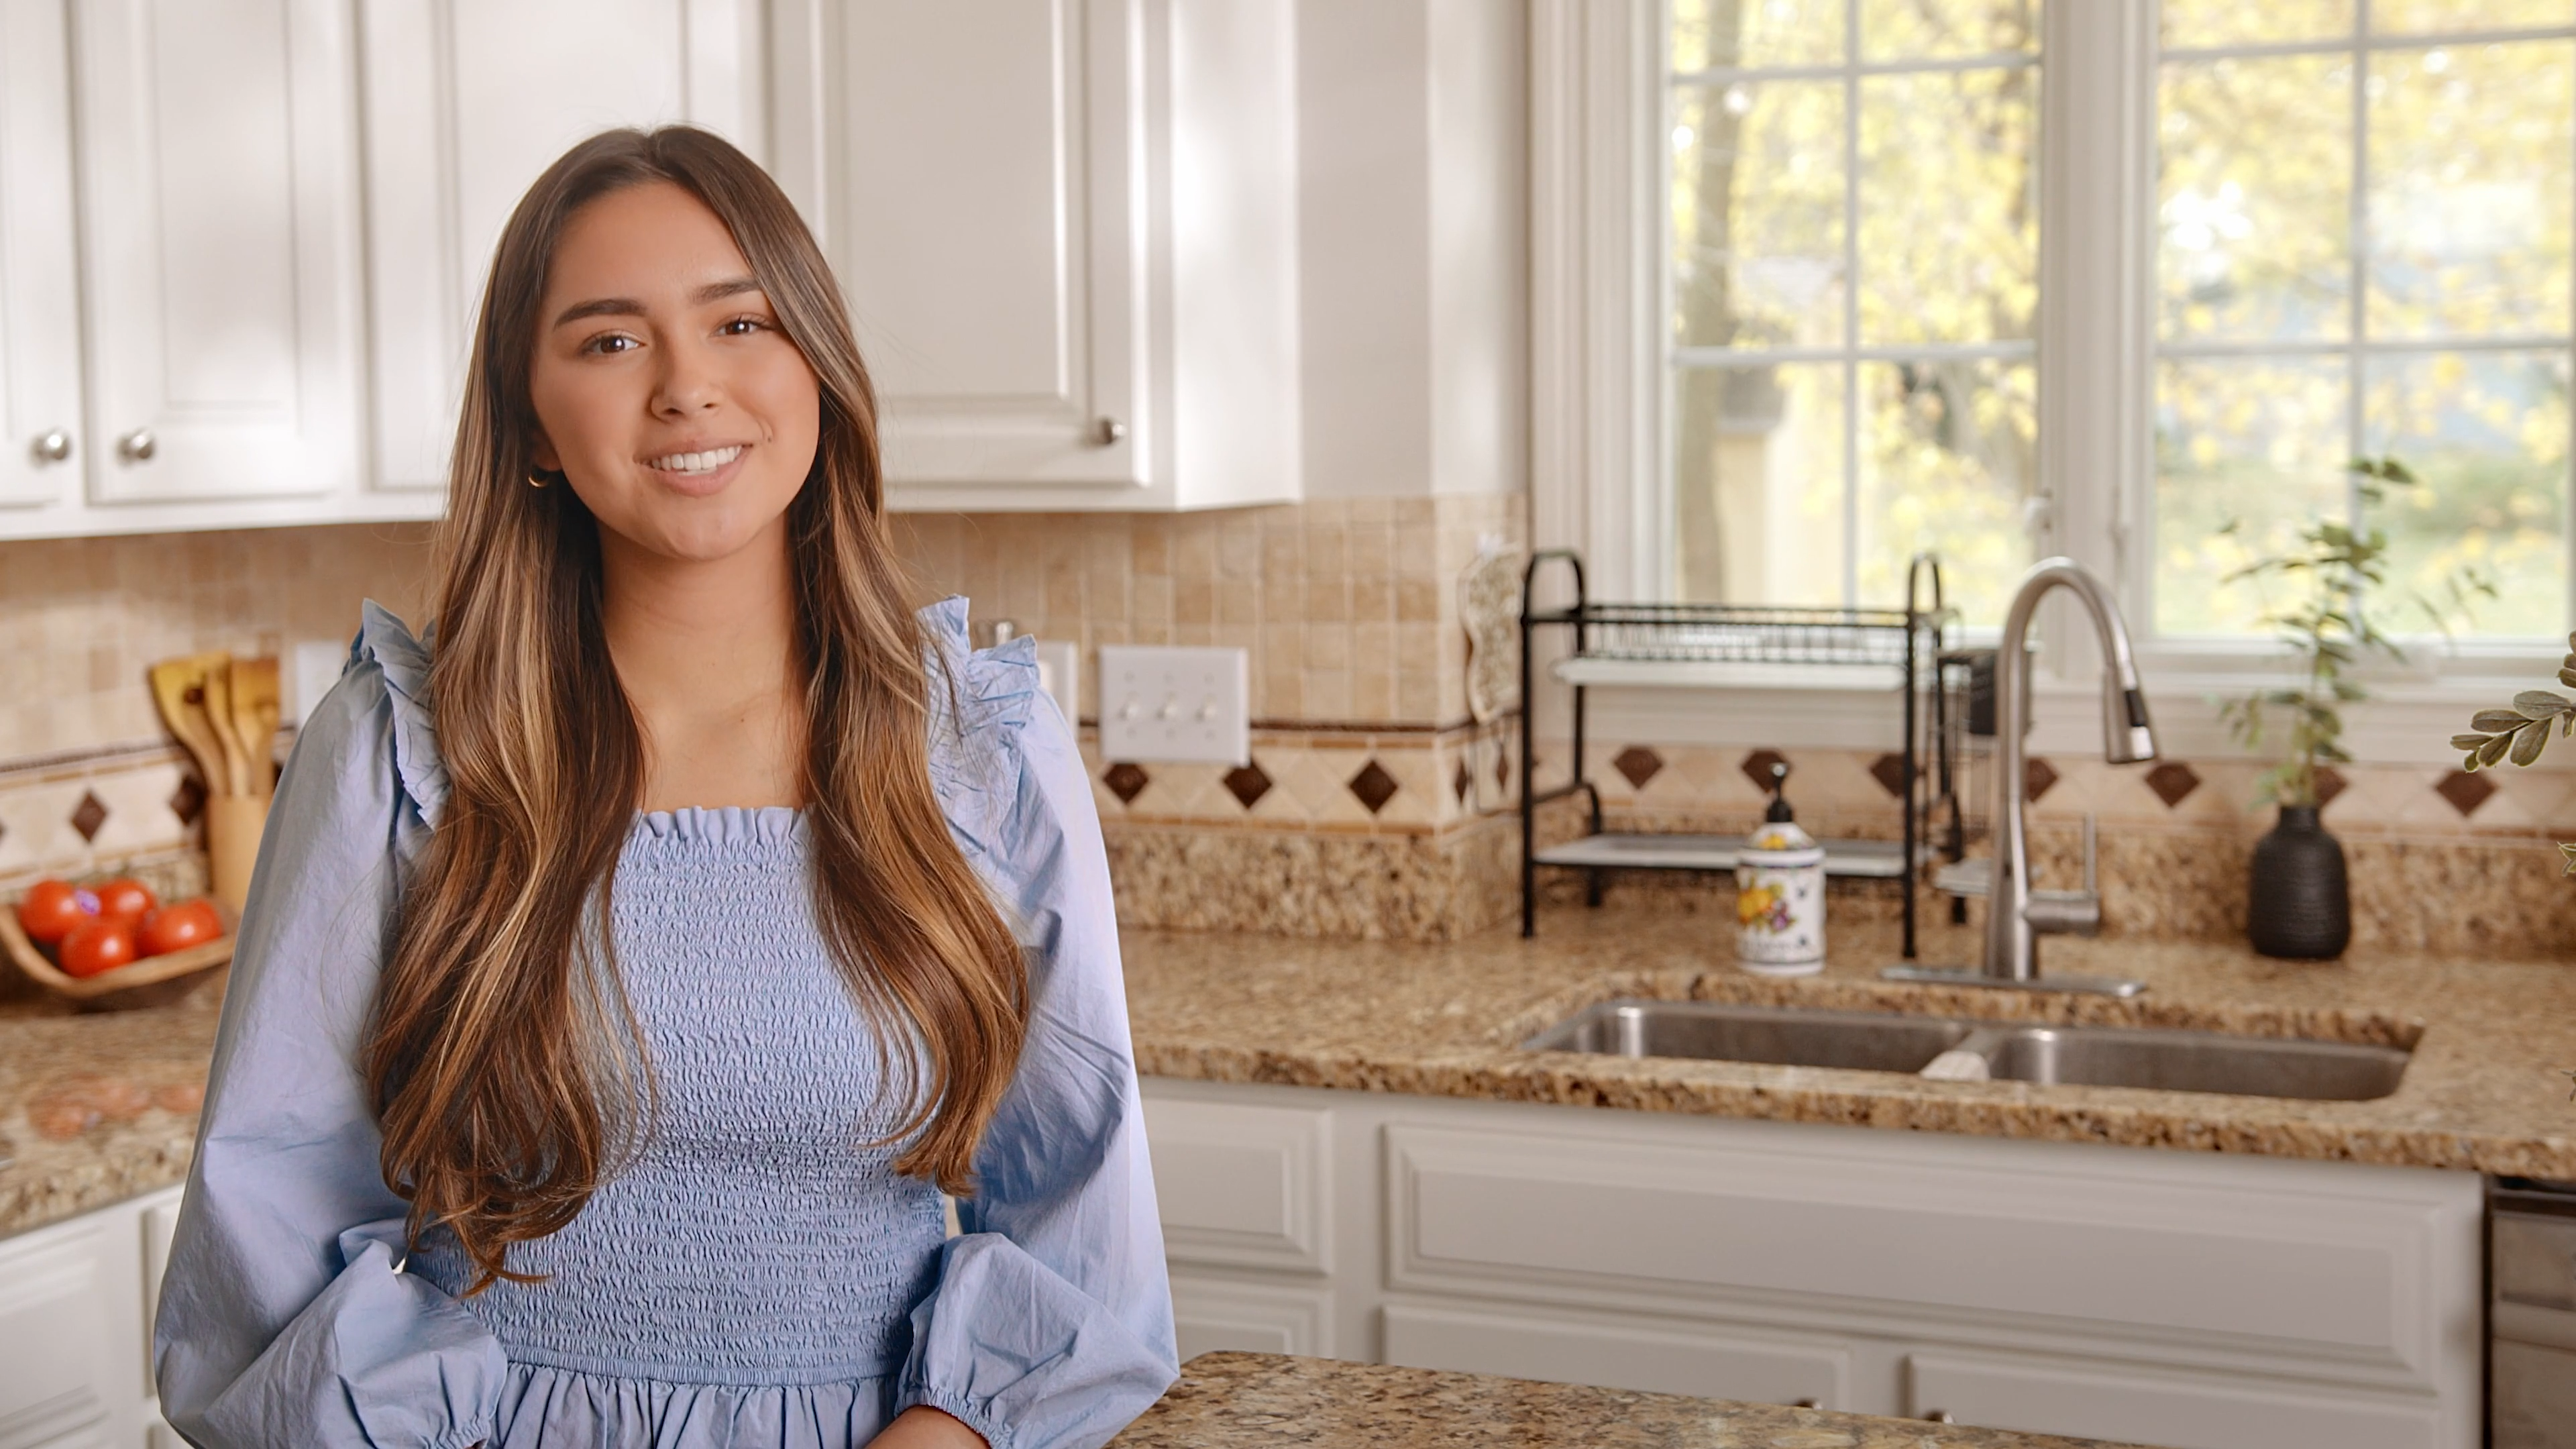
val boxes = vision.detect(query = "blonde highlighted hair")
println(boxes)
[364,127,1028,1293]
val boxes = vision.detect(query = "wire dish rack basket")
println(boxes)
[1517,549,1966,958]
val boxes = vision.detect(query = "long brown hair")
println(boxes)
[364,127,1029,1293]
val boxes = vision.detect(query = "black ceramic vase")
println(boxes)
[2247,805,2350,959]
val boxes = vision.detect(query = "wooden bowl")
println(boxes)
[0,892,232,1010]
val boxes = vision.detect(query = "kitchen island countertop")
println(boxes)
[1109,1352,2143,1449]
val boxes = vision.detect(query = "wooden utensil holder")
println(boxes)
[207,792,272,915]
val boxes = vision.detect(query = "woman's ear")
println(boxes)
[532,431,561,472]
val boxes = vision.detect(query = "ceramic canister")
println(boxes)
[1735,820,1826,974]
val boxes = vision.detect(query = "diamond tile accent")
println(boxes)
[68,790,108,843]
[1222,762,1273,810]
[169,773,208,828]
[1453,759,1472,804]
[2435,768,2496,818]
[1868,753,1909,799]
[2314,767,2347,807]
[1739,749,1788,794]
[1495,749,1511,791]
[2023,757,2058,804]
[1348,759,1399,815]
[1612,746,1663,790]
[2143,761,2200,808]
[1102,762,1150,806]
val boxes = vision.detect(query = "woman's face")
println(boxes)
[528,180,821,565]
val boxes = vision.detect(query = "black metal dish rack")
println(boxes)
[1517,549,1965,959]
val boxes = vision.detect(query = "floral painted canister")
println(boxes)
[1735,820,1825,974]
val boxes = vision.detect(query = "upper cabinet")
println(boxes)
[361,0,761,493]
[773,0,1301,512]
[0,0,367,537]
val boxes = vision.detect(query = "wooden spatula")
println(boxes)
[199,658,247,798]
[148,653,234,798]
[229,657,281,796]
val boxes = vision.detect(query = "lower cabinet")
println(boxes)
[0,1185,182,1449]
[1140,1077,2485,1449]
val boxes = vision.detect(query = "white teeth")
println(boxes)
[646,445,745,475]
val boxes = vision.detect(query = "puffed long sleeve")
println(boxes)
[155,612,506,1449]
[896,616,1179,1449]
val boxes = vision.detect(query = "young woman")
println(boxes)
[152,126,1176,1449]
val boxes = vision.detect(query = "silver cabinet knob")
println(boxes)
[119,428,155,462]
[1791,1399,1820,1409]
[30,429,71,464]
[1923,1409,1955,1424]
[1093,416,1127,445]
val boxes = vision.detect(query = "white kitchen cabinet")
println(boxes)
[773,0,1300,511]
[0,0,84,513]
[359,0,762,495]
[1138,1076,2486,1448]
[0,1184,182,1449]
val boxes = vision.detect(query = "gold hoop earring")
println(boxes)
[527,468,551,489]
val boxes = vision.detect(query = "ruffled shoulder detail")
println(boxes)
[918,597,1042,871]
[350,598,450,830]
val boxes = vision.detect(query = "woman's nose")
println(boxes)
[651,337,725,415]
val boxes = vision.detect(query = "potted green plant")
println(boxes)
[2220,458,2492,958]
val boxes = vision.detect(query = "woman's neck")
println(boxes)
[598,517,806,812]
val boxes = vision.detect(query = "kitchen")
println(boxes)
[3,1,2574,1447]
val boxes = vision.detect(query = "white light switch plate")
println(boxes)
[290,639,347,728]
[1097,645,1248,765]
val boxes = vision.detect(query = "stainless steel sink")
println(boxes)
[1523,1000,2410,1102]
[1524,1001,1972,1074]
[1976,1025,2408,1100]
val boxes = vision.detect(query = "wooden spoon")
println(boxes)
[148,653,234,798]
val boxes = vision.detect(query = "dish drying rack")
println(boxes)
[1517,549,1966,959]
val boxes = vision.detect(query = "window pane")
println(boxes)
[2158,57,2353,343]
[1859,0,2039,62]
[1672,0,1845,72]
[1672,81,1846,349]
[1858,67,2039,344]
[2161,0,2353,50]
[2371,0,2573,34]
[1672,364,1847,606]
[2367,42,2573,339]
[2365,352,2570,637]
[1856,361,2035,624]
[2154,358,2351,635]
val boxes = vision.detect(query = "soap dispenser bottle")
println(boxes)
[1736,761,1826,974]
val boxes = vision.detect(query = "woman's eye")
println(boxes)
[718,316,769,337]
[582,333,639,356]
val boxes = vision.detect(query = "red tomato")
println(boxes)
[15,879,85,945]
[91,877,156,921]
[137,900,222,957]
[59,918,139,978]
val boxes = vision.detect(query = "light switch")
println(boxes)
[1097,645,1248,765]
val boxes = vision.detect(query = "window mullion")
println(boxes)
[1842,0,1862,610]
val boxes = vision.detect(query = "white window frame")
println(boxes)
[1528,0,2568,765]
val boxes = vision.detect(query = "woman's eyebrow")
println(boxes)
[550,278,763,329]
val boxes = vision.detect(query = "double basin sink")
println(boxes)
[1524,1000,2410,1102]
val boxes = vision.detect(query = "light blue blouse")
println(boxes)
[153,598,1178,1449]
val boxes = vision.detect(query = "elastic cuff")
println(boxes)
[423,1424,494,1449]
[896,1383,1011,1449]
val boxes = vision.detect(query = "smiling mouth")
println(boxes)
[645,445,747,476]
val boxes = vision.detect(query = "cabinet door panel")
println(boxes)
[829,0,1144,488]
[362,0,743,494]
[0,1222,117,1448]
[1905,1351,2447,1449]
[1383,1302,1850,1409]
[72,0,362,503]
[1143,1096,1332,1274]
[1169,1274,1332,1360]
[0,0,83,510]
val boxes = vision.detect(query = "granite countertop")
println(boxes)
[8,905,2576,1240]
[1120,910,2576,1179]
[1111,1352,2140,1449]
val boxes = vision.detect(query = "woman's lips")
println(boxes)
[642,443,749,497]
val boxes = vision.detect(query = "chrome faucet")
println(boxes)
[1886,557,2157,996]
